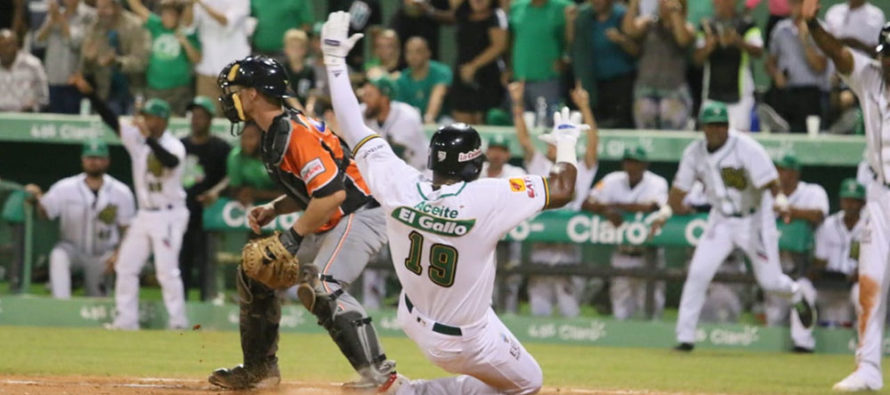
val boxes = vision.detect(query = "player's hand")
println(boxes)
[507,81,525,107]
[24,184,42,202]
[605,208,624,227]
[801,0,820,22]
[132,116,151,138]
[247,203,277,234]
[68,73,94,95]
[104,250,119,274]
[647,217,667,240]
[569,83,590,111]
[321,11,363,68]
[773,193,792,224]
[459,63,476,84]
[540,107,588,146]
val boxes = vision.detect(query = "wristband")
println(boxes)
[278,227,304,256]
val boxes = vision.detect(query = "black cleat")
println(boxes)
[792,346,814,354]
[208,363,280,390]
[674,343,694,352]
[794,298,815,329]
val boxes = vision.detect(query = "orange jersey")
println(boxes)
[262,109,374,232]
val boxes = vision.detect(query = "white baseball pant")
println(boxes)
[112,208,189,330]
[848,184,890,385]
[676,214,799,343]
[395,293,543,395]
[50,242,113,298]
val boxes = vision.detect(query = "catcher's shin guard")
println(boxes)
[236,266,280,369]
[310,287,394,386]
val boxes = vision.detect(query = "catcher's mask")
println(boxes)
[217,56,292,124]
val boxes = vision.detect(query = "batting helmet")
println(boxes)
[217,56,291,123]
[428,123,485,182]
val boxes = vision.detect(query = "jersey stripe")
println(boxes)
[543,176,551,207]
[352,134,382,156]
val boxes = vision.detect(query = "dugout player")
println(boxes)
[25,140,136,299]
[803,1,890,387]
[322,11,579,393]
[650,101,814,351]
[210,55,393,390]
[72,75,190,331]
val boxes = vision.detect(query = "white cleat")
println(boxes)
[833,371,882,392]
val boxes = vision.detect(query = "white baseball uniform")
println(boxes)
[112,125,190,330]
[480,162,527,314]
[362,101,429,170]
[792,210,864,349]
[330,60,543,392]
[835,50,890,387]
[768,181,830,328]
[40,173,135,298]
[525,151,598,317]
[588,170,668,320]
[673,130,801,344]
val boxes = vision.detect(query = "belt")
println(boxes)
[404,295,462,336]
[143,204,177,211]
[729,207,756,218]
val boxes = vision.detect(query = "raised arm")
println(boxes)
[797,19,827,73]
[69,73,121,135]
[802,0,853,75]
[322,13,376,148]
[507,81,536,162]
[621,0,647,39]
[195,0,229,26]
[125,0,151,22]
[543,108,583,209]
[569,83,598,168]
[176,31,201,64]
[424,83,448,123]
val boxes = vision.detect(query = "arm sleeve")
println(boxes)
[351,136,422,202]
[813,223,830,261]
[489,176,549,234]
[813,185,830,215]
[653,176,669,206]
[39,183,63,219]
[328,55,379,149]
[672,145,698,192]
[839,50,875,99]
[83,88,121,135]
[146,137,180,168]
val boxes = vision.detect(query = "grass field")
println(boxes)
[0,326,885,394]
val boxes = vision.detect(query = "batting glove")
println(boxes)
[321,11,363,69]
[539,107,588,166]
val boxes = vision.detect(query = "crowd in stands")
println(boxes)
[5,0,880,328]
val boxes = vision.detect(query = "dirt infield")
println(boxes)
[0,376,670,395]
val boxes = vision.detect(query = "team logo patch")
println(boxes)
[457,148,481,162]
[300,158,326,182]
[97,204,118,225]
[509,178,526,192]
[720,167,748,190]
[524,177,537,198]
[146,154,164,177]
[437,151,447,162]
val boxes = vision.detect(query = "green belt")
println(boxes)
[404,295,462,336]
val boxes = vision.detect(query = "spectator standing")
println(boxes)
[390,0,449,60]
[79,0,149,115]
[396,36,451,123]
[792,178,866,350]
[226,121,280,206]
[569,0,638,128]
[0,0,25,37]
[35,0,95,114]
[250,0,313,56]
[622,0,694,130]
[693,0,764,131]
[450,0,508,125]
[824,0,885,56]
[583,146,668,320]
[511,81,599,317]
[509,0,571,117]
[361,77,428,170]
[126,0,201,116]
[745,0,790,47]
[179,96,230,301]
[765,0,829,133]
[25,140,136,299]
[0,29,48,111]
[282,28,314,105]
[328,0,383,69]
[364,28,404,77]
[187,0,251,115]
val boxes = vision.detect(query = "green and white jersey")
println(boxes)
[814,211,864,276]
[352,135,549,326]
[120,125,187,210]
[40,173,136,255]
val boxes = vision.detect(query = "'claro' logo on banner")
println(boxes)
[507,212,709,246]
[219,200,301,231]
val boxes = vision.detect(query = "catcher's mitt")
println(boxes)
[241,232,300,289]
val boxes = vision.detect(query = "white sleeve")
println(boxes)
[488,176,549,234]
[745,141,778,189]
[839,50,877,100]
[812,185,830,215]
[119,124,142,153]
[328,54,380,150]
[116,184,137,227]
[652,176,669,206]
[672,145,698,192]
[39,182,64,219]
[352,136,422,204]
[813,222,831,261]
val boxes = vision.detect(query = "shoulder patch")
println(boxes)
[300,158,326,182]
[509,178,526,192]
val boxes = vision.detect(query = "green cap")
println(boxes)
[81,139,109,158]
[187,96,216,116]
[488,134,510,149]
[368,77,397,98]
[140,98,171,120]
[775,153,801,171]
[698,100,729,124]
[485,108,512,126]
[839,178,866,199]
[622,146,649,162]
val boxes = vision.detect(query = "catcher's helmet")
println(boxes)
[877,22,890,56]
[217,56,291,122]
[427,123,484,182]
